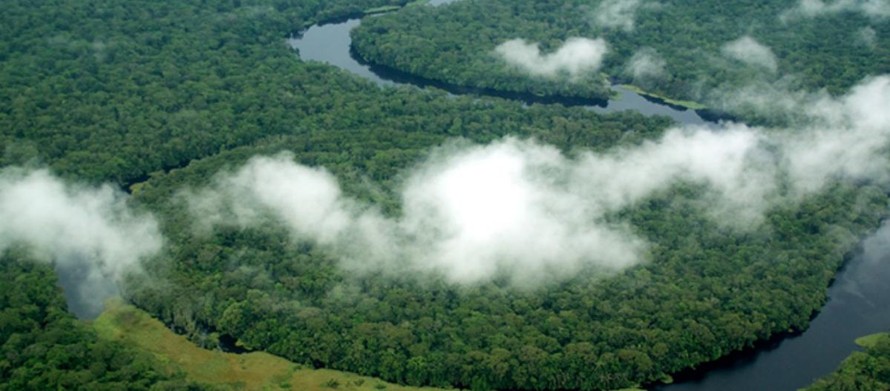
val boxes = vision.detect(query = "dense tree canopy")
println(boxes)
[0,0,412,185]
[804,333,890,391]
[352,0,889,111]
[1,0,888,390]
[0,252,203,390]
[127,136,887,389]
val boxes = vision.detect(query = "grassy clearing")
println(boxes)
[618,84,707,110]
[92,300,449,391]
[855,332,890,349]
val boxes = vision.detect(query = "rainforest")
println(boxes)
[1,1,889,390]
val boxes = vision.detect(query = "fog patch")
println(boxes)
[399,141,645,284]
[187,76,890,287]
[590,0,656,31]
[186,160,354,245]
[711,76,890,194]
[187,132,769,285]
[188,148,644,286]
[722,36,779,73]
[708,78,817,121]
[781,76,890,194]
[626,48,666,82]
[495,37,608,79]
[0,169,163,318]
[858,26,878,47]
[782,0,890,20]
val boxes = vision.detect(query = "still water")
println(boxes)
[287,17,709,126]
[658,226,890,390]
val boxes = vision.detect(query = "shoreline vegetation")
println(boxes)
[617,85,707,111]
[855,333,890,349]
[350,0,886,120]
[2,0,888,390]
[355,4,708,116]
[92,300,448,391]
[364,6,402,15]
[802,332,890,391]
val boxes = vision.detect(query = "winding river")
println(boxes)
[287,16,709,126]
[656,226,890,391]
[288,6,890,391]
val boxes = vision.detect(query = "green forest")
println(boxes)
[0,253,205,390]
[804,333,890,391]
[352,0,889,115]
[1,0,889,390]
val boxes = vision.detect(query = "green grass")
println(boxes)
[855,332,890,349]
[92,300,450,391]
[618,84,707,110]
[364,5,402,15]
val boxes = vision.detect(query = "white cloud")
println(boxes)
[189,76,890,287]
[495,37,608,79]
[190,148,644,285]
[399,141,644,283]
[722,36,779,73]
[0,169,163,317]
[592,0,654,31]
[858,26,878,47]
[782,0,890,20]
[782,76,890,193]
[626,47,666,80]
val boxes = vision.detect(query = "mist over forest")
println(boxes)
[1,0,889,390]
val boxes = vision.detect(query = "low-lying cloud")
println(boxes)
[626,47,666,81]
[782,76,890,193]
[722,36,779,73]
[0,169,162,318]
[187,76,890,286]
[782,0,890,20]
[398,142,644,283]
[189,148,644,285]
[859,26,878,47]
[495,37,608,79]
[591,0,650,31]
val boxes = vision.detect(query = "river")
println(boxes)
[286,15,709,126]
[656,225,890,391]
[287,7,890,391]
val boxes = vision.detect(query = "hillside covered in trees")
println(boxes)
[1,0,889,390]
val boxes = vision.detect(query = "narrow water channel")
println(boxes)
[287,11,890,391]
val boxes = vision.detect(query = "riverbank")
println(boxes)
[289,17,719,124]
[287,10,890,391]
[303,4,719,124]
[802,332,890,390]
[364,5,402,15]
[655,225,890,391]
[856,332,890,349]
[618,85,706,111]
[92,300,448,391]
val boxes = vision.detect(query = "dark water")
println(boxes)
[657,226,890,391]
[286,18,709,126]
[288,11,890,391]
